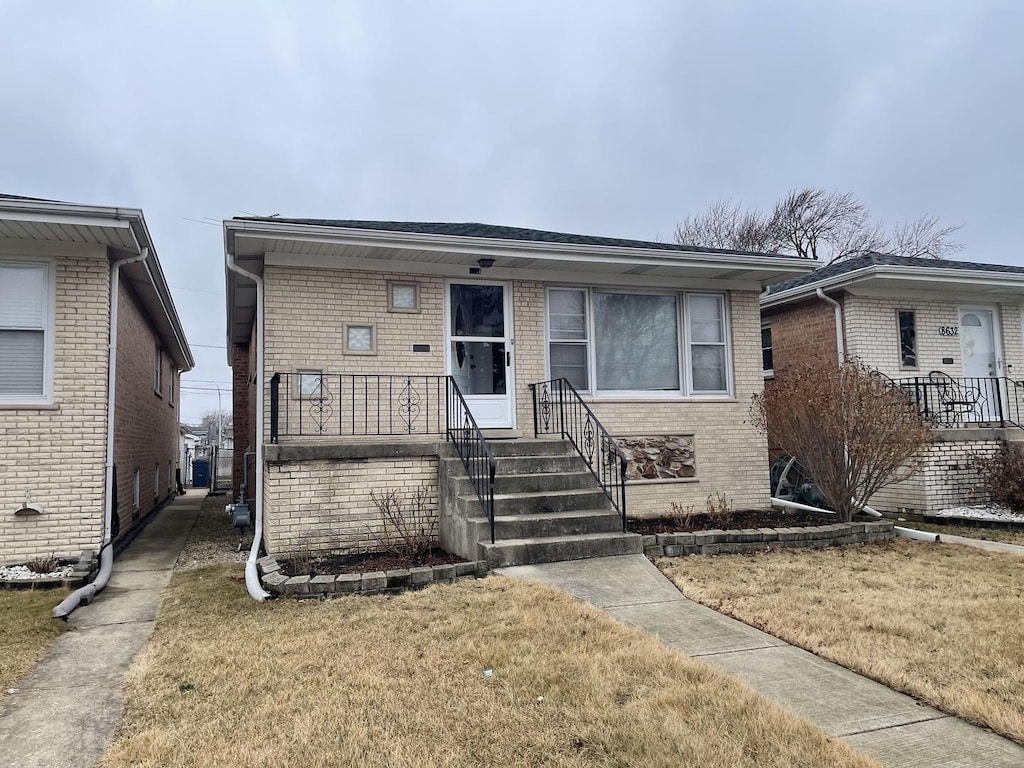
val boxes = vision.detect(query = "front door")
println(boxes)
[959,306,1002,421]
[447,282,514,428]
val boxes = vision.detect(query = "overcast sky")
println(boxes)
[2,1,1022,424]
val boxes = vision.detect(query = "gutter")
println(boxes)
[815,288,845,364]
[53,245,150,619]
[225,246,271,602]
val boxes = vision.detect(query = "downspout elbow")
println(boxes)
[815,288,845,364]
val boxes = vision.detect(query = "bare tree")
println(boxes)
[675,187,963,264]
[750,359,932,522]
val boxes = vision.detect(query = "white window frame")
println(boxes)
[154,463,160,499]
[761,322,774,379]
[544,287,734,398]
[132,468,141,510]
[547,287,590,391]
[168,366,176,405]
[154,345,163,395]
[897,309,918,370]
[0,258,56,406]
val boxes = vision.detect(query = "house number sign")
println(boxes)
[938,326,959,336]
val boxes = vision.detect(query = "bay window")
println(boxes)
[546,288,731,396]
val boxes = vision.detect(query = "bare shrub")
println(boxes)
[970,442,1024,511]
[751,359,932,522]
[668,502,697,529]
[705,493,732,526]
[369,486,437,561]
[26,553,59,575]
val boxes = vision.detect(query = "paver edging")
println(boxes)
[643,520,894,558]
[256,557,489,598]
[0,549,98,590]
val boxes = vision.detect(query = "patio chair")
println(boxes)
[928,371,981,427]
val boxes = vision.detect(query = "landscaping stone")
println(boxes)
[261,571,288,594]
[454,562,478,577]
[662,545,682,557]
[256,555,280,575]
[473,561,488,576]
[700,544,720,555]
[674,532,696,545]
[432,564,456,583]
[644,545,664,558]
[310,575,335,594]
[283,575,311,595]
[335,573,361,593]
[656,533,676,546]
[386,569,410,589]
[758,527,778,540]
[409,567,434,586]
[361,571,386,594]
[642,535,657,547]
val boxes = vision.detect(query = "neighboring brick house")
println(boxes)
[225,217,812,579]
[761,252,1024,514]
[0,195,193,564]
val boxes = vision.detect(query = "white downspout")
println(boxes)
[816,288,844,364]
[226,252,270,601]
[770,497,935,540]
[54,247,149,618]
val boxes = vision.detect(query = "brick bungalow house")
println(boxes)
[0,194,193,567]
[761,252,1024,514]
[225,217,813,591]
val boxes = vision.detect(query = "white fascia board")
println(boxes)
[762,264,1024,309]
[263,250,766,292]
[225,219,814,276]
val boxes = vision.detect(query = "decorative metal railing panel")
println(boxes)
[445,379,497,543]
[529,378,627,530]
[269,373,447,440]
[892,374,1024,429]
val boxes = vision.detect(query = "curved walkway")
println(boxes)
[0,490,204,768]
[498,554,1024,768]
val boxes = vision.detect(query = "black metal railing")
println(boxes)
[892,374,1024,429]
[529,378,627,530]
[269,373,447,441]
[446,379,497,543]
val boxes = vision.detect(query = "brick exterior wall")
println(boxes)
[0,252,108,563]
[112,277,180,542]
[231,342,250,494]
[240,266,775,551]
[762,296,840,375]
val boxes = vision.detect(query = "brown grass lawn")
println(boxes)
[898,521,1024,546]
[0,588,70,691]
[659,540,1024,744]
[100,566,875,768]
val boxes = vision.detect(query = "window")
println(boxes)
[546,288,731,396]
[132,468,141,510]
[154,345,163,394]
[388,281,420,312]
[168,366,175,404]
[898,310,917,368]
[761,323,774,376]
[297,369,324,398]
[0,260,54,404]
[168,460,173,492]
[344,324,376,354]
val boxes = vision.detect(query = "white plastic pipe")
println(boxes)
[54,247,150,619]
[815,288,845,363]
[771,497,937,541]
[226,251,270,601]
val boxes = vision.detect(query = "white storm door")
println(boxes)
[447,282,514,428]
[959,307,1001,421]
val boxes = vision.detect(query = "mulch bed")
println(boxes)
[279,547,465,577]
[628,509,837,535]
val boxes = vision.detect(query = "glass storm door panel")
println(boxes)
[448,282,514,428]
[959,308,1000,422]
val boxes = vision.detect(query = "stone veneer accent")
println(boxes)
[643,520,895,558]
[256,554,487,597]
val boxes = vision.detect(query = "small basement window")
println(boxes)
[898,310,917,368]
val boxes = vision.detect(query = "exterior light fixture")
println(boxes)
[477,258,495,268]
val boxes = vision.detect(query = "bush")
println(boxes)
[369,486,438,561]
[970,442,1024,511]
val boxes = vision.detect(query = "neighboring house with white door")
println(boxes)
[225,218,813,564]
[761,252,1024,514]
[0,194,193,564]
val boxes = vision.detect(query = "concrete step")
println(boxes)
[479,532,644,568]
[486,487,612,516]
[449,470,595,496]
[442,452,585,476]
[469,509,624,540]
[487,439,574,457]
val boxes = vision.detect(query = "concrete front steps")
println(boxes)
[439,438,643,568]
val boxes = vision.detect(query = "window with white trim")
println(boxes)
[132,468,141,510]
[897,310,917,368]
[545,288,732,396]
[0,260,54,403]
[761,323,774,377]
[154,463,160,499]
[154,345,163,394]
[168,366,175,404]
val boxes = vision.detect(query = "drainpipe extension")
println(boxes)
[770,497,936,540]
[53,247,150,619]
[815,288,844,364]
[226,253,271,601]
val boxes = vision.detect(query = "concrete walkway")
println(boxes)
[0,490,204,768]
[498,555,1024,768]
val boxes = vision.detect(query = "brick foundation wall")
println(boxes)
[263,456,439,556]
[112,278,180,542]
[0,252,109,563]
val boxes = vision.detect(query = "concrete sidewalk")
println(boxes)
[0,490,205,768]
[498,555,1024,768]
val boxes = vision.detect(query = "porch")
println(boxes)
[891,373,1024,429]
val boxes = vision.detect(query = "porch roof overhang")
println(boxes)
[763,263,1024,310]
[0,196,194,370]
[224,218,815,347]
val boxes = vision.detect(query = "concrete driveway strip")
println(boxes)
[497,554,1024,768]
[0,490,204,768]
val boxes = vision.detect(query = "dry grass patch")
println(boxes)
[659,540,1024,743]
[899,521,1024,546]
[0,588,71,691]
[100,566,875,768]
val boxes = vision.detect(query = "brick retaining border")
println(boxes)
[256,555,489,598]
[642,520,895,558]
[0,549,98,590]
